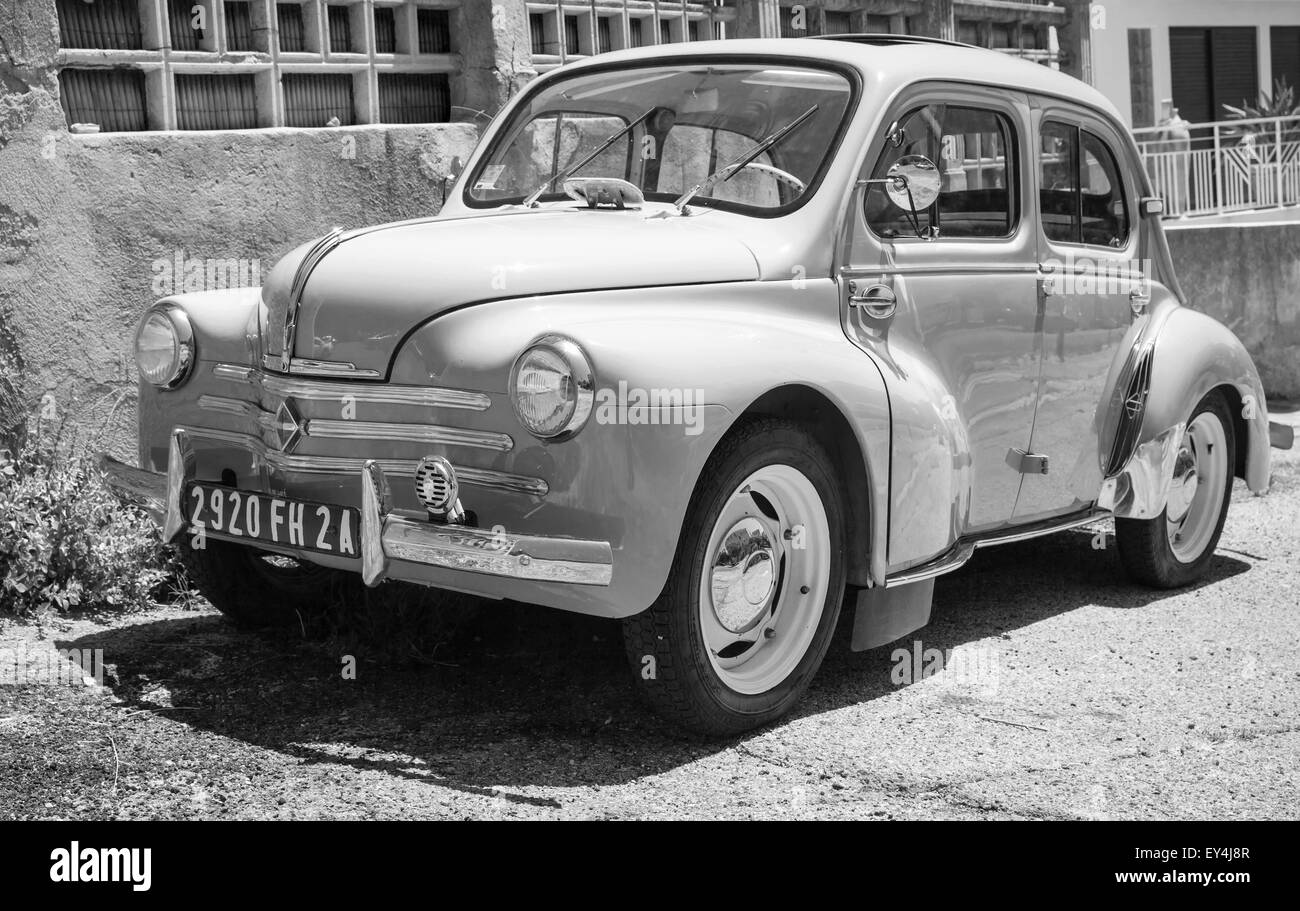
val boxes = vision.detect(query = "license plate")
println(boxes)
[186,483,360,557]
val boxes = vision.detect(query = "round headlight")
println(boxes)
[135,305,194,388]
[509,336,595,440]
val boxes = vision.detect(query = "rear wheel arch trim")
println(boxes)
[717,383,886,589]
[1139,308,1270,492]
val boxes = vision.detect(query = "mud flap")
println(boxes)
[850,578,935,652]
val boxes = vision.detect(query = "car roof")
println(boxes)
[551,36,1124,125]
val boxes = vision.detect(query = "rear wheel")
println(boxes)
[1115,391,1235,588]
[178,539,361,628]
[622,419,846,736]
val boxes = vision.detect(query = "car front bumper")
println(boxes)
[99,429,614,590]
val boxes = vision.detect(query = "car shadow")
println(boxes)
[60,528,1251,798]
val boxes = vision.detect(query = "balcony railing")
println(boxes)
[1133,114,1300,218]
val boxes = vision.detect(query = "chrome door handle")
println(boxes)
[848,281,897,320]
[1129,287,1151,315]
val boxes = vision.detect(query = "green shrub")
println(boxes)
[0,425,179,618]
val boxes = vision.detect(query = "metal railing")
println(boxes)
[1133,114,1300,218]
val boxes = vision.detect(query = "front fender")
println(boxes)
[391,279,892,605]
[153,287,261,366]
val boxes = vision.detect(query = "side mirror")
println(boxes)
[1139,196,1165,216]
[443,156,464,199]
[884,155,941,212]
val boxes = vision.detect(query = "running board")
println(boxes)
[883,509,1107,589]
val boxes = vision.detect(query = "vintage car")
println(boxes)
[102,35,1293,736]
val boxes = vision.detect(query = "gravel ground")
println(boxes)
[2,412,1297,821]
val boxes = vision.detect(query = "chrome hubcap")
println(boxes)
[698,464,831,696]
[710,517,778,634]
[1166,412,1228,563]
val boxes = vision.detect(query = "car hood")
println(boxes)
[260,207,760,376]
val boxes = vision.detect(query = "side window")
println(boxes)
[1039,121,1078,243]
[1038,120,1130,247]
[1081,131,1129,246]
[866,104,1016,239]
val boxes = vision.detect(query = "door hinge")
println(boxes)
[1006,448,1050,474]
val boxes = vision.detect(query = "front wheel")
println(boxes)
[622,419,846,737]
[1115,391,1236,588]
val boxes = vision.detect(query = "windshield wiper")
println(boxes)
[523,107,656,208]
[671,105,819,214]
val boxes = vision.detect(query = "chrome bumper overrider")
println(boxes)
[98,429,613,588]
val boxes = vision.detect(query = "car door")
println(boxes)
[1012,103,1144,521]
[839,85,1042,573]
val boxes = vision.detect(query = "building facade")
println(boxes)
[49,0,1092,133]
[1084,0,1300,130]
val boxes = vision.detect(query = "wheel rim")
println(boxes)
[698,464,831,696]
[1165,411,1229,563]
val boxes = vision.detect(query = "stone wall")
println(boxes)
[0,0,480,452]
[1166,222,1300,400]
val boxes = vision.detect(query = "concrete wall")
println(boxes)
[0,0,479,451]
[1167,221,1300,399]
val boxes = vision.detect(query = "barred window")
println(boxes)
[379,73,450,124]
[169,0,205,51]
[374,7,396,53]
[175,73,259,130]
[529,13,547,55]
[278,3,306,53]
[418,8,450,54]
[225,2,254,51]
[59,68,147,132]
[284,73,356,127]
[564,15,580,55]
[327,5,354,54]
[57,1,460,132]
[56,0,142,50]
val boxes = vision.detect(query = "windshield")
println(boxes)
[464,62,855,214]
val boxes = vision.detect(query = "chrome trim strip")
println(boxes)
[289,358,382,378]
[213,363,491,411]
[197,395,513,452]
[884,509,1106,588]
[174,425,548,496]
[306,418,513,452]
[197,394,281,433]
[282,227,346,371]
[841,263,1039,277]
